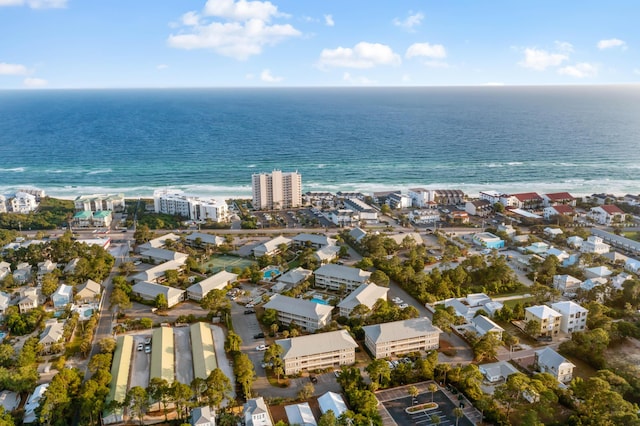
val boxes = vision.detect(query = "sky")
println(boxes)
[0,0,638,89]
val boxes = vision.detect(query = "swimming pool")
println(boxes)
[310,297,329,305]
[83,308,94,318]
[262,268,281,279]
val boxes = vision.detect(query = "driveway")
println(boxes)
[129,334,151,389]
[210,324,236,400]
[174,327,194,385]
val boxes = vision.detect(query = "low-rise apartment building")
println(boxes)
[263,294,333,332]
[524,305,562,337]
[337,283,388,317]
[314,264,371,292]
[363,317,441,359]
[276,330,358,375]
[580,236,610,254]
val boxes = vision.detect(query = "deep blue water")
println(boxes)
[0,86,639,198]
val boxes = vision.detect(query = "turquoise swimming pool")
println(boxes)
[311,297,329,305]
[263,268,281,279]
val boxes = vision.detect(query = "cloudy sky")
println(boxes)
[0,0,638,88]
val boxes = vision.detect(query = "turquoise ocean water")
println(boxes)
[0,86,639,198]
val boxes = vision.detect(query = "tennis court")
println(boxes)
[202,255,256,272]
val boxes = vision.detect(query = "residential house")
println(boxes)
[337,283,389,317]
[292,233,336,249]
[140,248,189,264]
[584,266,612,279]
[329,209,359,227]
[525,242,550,255]
[623,194,640,206]
[187,270,238,301]
[51,284,73,308]
[543,227,563,238]
[130,259,187,283]
[580,236,610,254]
[190,406,215,426]
[75,279,102,304]
[0,261,10,281]
[18,288,38,313]
[314,245,341,264]
[363,317,441,359]
[0,292,10,316]
[444,298,471,320]
[386,232,423,246]
[314,264,371,292]
[13,262,32,284]
[272,267,312,293]
[545,247,571,265]
[524,305,562,337]
[37,260,57,283]
[343,198,378,223]
[479,361,520,383]
[479,190,503,205]
[39,319,65,354]
[24,383,49,424]
[448,210,470,224]
[263,294,333,332]
[131,281,185,308]
[465,199,492,217]
[348,227,367,243]
[611,272,633,290]
[276,330,358,375]
[543,205,575,221]
[550,301,588,333]
[244,397,273,426]
[471,315,504,340]
[92,210,113,228]
[472,232,505,249]
[285,403,317,426]
[553,275,582,295]
[9,191,38,213]
[566,236,584,249]
[186,232,225,248]
[497,223,517,239]
[408,188,430,207]
[336,191,365,201]
[580,277,609,292]
[588,205,626,225]
[387,192,413,209]
[626,258,640,274]
[318,392,348,417]
[0,390,20,413]
[542,192,576,207]
[252,236,292,258]
[408,209,440,225]
[465,293,492,308]
[535,347,575,383]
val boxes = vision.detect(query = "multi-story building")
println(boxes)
[587,205,626,225]
[553,274,582,295]
[74,193,125,212]
[263,294,333,332]
[550,301,588,333]
[500,192,543,210]
[343,198,378,223]
[314,264,371,292]
[580,236,610,254]
[252,170,302,210]
[9,191,38,213]
[534,347,575,383]
[153,190,229,222]
[542,192,576,207]
[363,317,441,359]
[543,205,576,221]
[276,330,358,374]
[337,283,388,317]
[524,305,562,337]
[465,200,492,217]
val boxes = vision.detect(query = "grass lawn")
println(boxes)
[622,231,640,242]
[201,254,256,272]
[502,296,535,309]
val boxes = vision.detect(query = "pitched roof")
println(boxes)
[76,279,102,298]
[253,236,292,254]
[544,192,574,201]
[471,315,504,334]
[600,204,625,214]
[39,321,65,345]
[186,232,224,246]
[550,301,588,315]
[130,259,186,282]
[285,403,317,426]
[363,317,441,344]
[337,283,388,311]
[525,305,562,320]
[187,270,237,296]
[277,330,358,360]
[314,264,371,283]
[549,205,575,215]
[140,248,189,262]
[292,233,336,247]
[276,267,312,286]
[535,346,574,369]
[244,397,272,426]
[131,281,185,301]
[512,192,542,201]
[263,294,333,320]
[318,392,347,417]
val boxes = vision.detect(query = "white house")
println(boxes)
[9,191,38,213]
[138,233,181,251]
[580,236,610,254]
[39,319,65,354]
[566,236,584,249]
[344,198,378,223]
[471,315,504,340]
[479,361,520,383]
[543,205,575,221]
[0,261,11,281]
[550,301,588,333]
[337,283,388,317]
[24,384,49,424]
[190,406,215,426]
[535,347,575,383]
[244,397,273,426]
[329,209,359,227]
[625,258,640,274]
[318,392,347,417]
[408,209,440,225]
[314,264,371,292]
[130,259,187,283]
[285,403,317,426]
[140,248,189,264]
[252,236,292,257]
[553,275,582,295]
[314,245,341,264]
[263,294,333,332]
[465,200,492,217]
[587,205,626,225]
[543,227,563,238]
[584,266,612,279]
[131,281,185,307]
[187,270,237,301]
[13,262,32,284]
[348,227,367,243]
[186,232,224,248]
[273,267,312,293]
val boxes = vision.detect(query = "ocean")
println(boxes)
[1,86,639,199]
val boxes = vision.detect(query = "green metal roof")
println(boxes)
[150,327,175,383]
[190,322,217,379]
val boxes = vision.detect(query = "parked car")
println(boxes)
[253,332,265,339]
[144,345,151,354]
[256,344,269,351]
[144,337,152,345]
[244,309,256,315]
[137,343,143,351]
[309,375,318,384]
[398,303,409,309]
[334,370,341,378]
[246,303,255,308]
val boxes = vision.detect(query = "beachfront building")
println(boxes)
[344,198,378,223]
[543,205,576,221]
[187,270,237,301]
[465,200,492,217]
[550,301,588,333]
[587,205,626,225]
[131,281,185,307]
[363,317,441,359]
[534,347,575,383]
[251,170,302,210]
[472,232,505,249]
[580,236,610,254]
[337,283,389,317]
[276,330,358,375]
[153,189,230,222]
[314,264,371,292]
[329,209,359,227]
[263,294,333,332]
[72,210,93,228]
[244,397,273,426]
[499,192,543,210]
[524,305,562,337]
[9,191,38,214]
[542,192,576,207]
[479,190,503,205]
[252,235,292,258]
[92,210,113,228]
[387,193,412,209]
[74,193,126,212]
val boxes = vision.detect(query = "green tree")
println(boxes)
[524,319,540,338]
[170,381,193,423]
[370,270,390,286]
[205,368,233,411]
[154,293,168,309]
[365,359,391,388]
[225,330,242,353]
[147,377,170,422]
[473,332,501,362]
[407,385,419,401]
[200,288,231,316]
[38,367,82,426]
[428,383,438,402]
[318,409,337,426]
[453,407,464,426]
[261,308,278,326]
[41,273,59,299]
[126,386,150,426]
[298,382,315,400]
[234,352,256,399]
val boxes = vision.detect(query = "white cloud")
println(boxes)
[554,41,574,53]
[518,48,568,71]
[558,62,598,78]
[23,77,47,87]
[324,14,334,27]
[317,42,401,69]
[204,0,284,22]
[343,72,375,85]
[393,11,424,32]
[406,42,446,59]
[1,0,67,8]
[169,0,300,60]
[0,62,28,75]
[260,69,282,82]
[156,64,169,70]
[597,38,627,50]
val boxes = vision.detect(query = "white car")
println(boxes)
[398,303,409,309]
[256,344,269,351]
[137,343,143,351]
[394,299,404,305]
[246,303,254,308]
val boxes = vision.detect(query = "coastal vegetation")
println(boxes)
[0,197,74,230]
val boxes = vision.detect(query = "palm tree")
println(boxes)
[431,414,441,426]
[428,383,438,402]
[407,385,419,404]
[453,407,464,426]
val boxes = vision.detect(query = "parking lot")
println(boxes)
[174,327,194,385]
[129,333,152,389]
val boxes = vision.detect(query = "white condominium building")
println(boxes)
[252,170,302,210]
[363,317,441,359]
[263,294,333,332]
[276,330,358,374]
[74,193,126,212]
[314,264,372,292]
[153,190,229,222]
